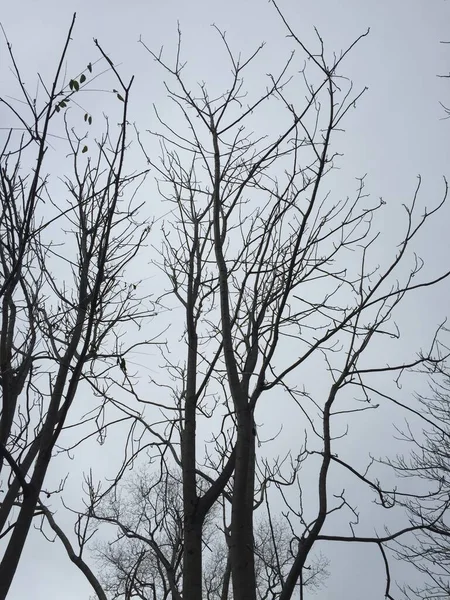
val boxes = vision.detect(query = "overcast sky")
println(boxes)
[1,0,450,599]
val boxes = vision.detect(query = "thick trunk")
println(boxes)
[229,411,257,600]
[182,422,203,600]
[182,311,203,599]
[182,517,203,599]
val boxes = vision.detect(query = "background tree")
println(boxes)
[0,16,154,599]
[387,360,450,599]
[91,469,328,600]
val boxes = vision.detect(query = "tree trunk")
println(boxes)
[182,341,203,600]
[229,410,257,600]
[183,517,203,599]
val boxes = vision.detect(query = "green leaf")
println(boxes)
[72,79,80,92]
[59,101,67,108]
[117,93,124,102]
[87,62,92,73]
[88,116,92,125]
[82,145,88,153]
[69,79,74,91]
[80,73,86,84]
[55,105,60,113]
[84,113,88,122]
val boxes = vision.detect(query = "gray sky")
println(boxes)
[1,0,450,598]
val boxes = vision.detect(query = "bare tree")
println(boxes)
[2,4,450,600]
[0,16,154,599]
[77,4,450,600]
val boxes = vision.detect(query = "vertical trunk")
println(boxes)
[182,517,203,599]
[182,402,203,599]
[229,410,257,600]
[182,318,203,599]
[182,419,203,600]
